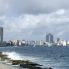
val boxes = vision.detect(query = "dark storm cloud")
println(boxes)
[7,0,69,15]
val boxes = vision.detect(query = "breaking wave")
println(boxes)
[2,51,39,62]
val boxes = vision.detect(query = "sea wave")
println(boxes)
[2,51,39,61]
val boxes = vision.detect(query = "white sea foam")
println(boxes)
[2,51,39,61]
[2,52,22,60]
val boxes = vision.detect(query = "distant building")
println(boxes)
[35,40,44,46]
[57,38,60,42]
[46,33,54,43]
[0,27,3,44]
[60,40,67,46]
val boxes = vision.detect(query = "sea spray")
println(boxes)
[2,51,24,60]
[2,51,39,61]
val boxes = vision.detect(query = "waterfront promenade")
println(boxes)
[0,63,18,69]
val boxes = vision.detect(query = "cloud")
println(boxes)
[0,0,69,40]
[10,0,69,15]
[0,9,68,40]
[0,0,68,16]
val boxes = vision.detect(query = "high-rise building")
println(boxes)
[46,33,54,43]
[57,38,60,42]
[0,27,3,44]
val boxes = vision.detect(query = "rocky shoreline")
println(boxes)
[0,52,53,69]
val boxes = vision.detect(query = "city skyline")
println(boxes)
[0,0,69,40]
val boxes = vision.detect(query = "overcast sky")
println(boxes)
[0,0,69,40]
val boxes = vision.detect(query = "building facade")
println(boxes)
[46,33,54,43]
[0,27,3,44]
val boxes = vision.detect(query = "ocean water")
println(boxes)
[0,46,69,69]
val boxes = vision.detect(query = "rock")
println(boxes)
[48,67,53,69]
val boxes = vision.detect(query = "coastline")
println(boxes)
[0,61,53,69]
[0,52,53,69]
[0,62,19,69]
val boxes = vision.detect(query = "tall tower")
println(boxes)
[0,27,3,44]
[46,33,54,43]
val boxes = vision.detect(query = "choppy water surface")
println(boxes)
[0,46,69,69]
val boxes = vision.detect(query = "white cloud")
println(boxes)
[0,9,68,40]
[56,9,65,15]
